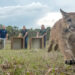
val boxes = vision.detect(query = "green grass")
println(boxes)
[0,41,75,75]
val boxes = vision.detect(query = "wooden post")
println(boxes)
[0,39,4,49]
[42,37,44,48]
[29,38,32,49]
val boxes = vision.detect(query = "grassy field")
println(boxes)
[0,41,75,75]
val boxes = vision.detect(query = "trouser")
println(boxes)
[44,36,46,48]
[0,38,6,49]
[24,37,28,49]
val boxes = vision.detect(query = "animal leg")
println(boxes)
[54,44,58,51]
[48,40,54,52]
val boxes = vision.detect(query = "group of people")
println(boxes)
[21,25,47,49]
[0,25,47,49]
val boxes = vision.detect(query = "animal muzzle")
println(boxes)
[69,25,75,31]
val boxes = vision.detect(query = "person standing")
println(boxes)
[37,25,47,48]
[21,26,28,49]
[1,25,8,48]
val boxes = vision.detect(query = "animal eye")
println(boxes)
[67,18,72,22]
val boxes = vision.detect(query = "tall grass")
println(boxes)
[0,40,74,75]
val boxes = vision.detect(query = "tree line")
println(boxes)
[0,24,51,40]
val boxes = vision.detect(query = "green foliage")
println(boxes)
[6,26,20,39]
[0,24,50,40]
[6,25,51,40]
[0,24,3,29]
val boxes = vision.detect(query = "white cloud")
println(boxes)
[37,12,62,27]
[54,0,74,7]
[0,0,75,28]
[0,2,48,18]
[53,0,75,12]
[0,2,49,28]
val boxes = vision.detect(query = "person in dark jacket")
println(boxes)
[21,26,28,49]
[1,25,8,48]
[37,25,47,48]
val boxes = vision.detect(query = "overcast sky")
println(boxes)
[0,0,75,29]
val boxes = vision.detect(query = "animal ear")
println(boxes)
[60,9,69,18]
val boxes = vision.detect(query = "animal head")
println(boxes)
[60,9,75,31]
